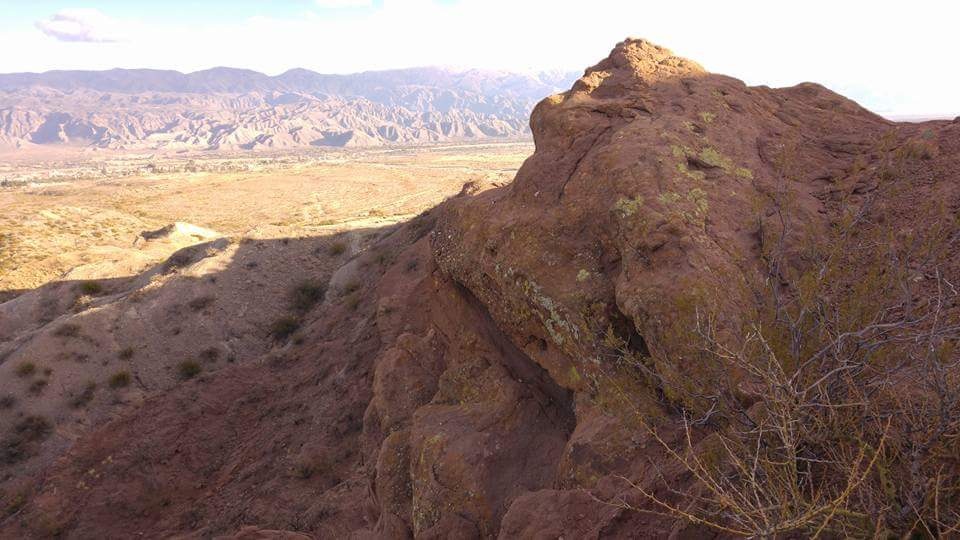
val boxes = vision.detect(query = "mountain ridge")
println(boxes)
[0,65,576,95]
[0,66,579,151]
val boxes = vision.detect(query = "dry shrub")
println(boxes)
[53,323,80,338]
[1,416,52,465]
[271,316,300,341]
[289,281,325,313]
[177,360,202,380]
[14,362,35,378]
[187,295,215,311]
[70,382,97,408]
[108,371,131,389]
[603,141,960,537]
[77,281,103,296]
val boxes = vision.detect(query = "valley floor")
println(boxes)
[0,142,532,296]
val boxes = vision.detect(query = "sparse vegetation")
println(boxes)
[291,459,316,479]
[600,141,960,537]
[188,295,216,311]
[271,316,301,341]
[897,137,938,160]
[71,382,97,408]
[2,492,25,517]
[53,323,81,338]
[28,379,48,395]
[199,347,220,362]
[118,347,135,360]
[328,241,346,256]
[77,280,103,295]
[14,362,35,378]
[2,416,52,465]
[0,395,15,409]
[108,371,131,389]
[14,416,52,440]
[289,281,325,313]
[177,360,202,380]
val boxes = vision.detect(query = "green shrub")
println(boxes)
[290,281,325,313]
[271,316,300,341]
[108,371,131,389]
[77,281,103,295]
[14,363,35,378]
[177,360,202,380]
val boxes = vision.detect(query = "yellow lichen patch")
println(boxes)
[698,147,732,169]
[687,188,709,216]
[677,161,706,181]
[613,195,644,218]
[567,364,583,386]
[545,94,566,106]
[657,192,681,205]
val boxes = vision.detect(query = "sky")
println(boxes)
[0,0,957,117]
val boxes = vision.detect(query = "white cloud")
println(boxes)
[35,9,126,43]
[314,0,374,8]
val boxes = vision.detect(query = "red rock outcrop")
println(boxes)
[3,39,959,538]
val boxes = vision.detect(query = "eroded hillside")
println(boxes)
[0,67,577,151]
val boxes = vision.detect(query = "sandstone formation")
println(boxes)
[1,39,959,538]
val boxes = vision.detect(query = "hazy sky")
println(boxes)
[1,0,957,116]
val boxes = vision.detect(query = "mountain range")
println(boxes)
[0,66,578,151]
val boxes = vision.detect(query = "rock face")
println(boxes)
[0,67,577,150]
[2,39,960,538]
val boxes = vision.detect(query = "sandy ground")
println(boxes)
[0,143,531,296]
